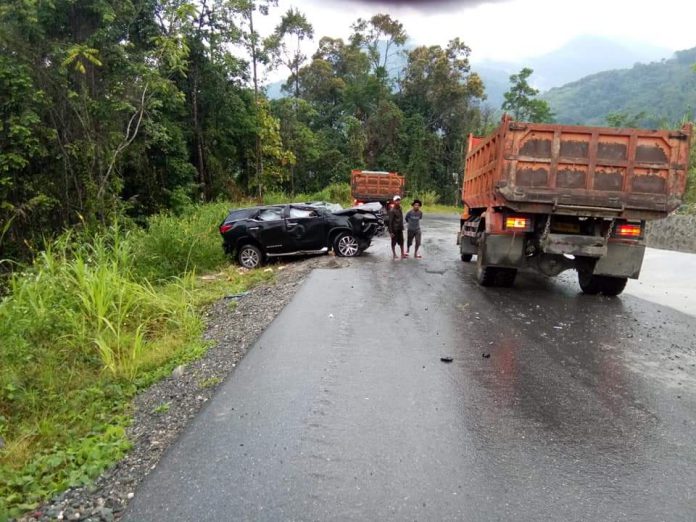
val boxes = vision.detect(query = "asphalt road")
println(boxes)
[124,215,696,521]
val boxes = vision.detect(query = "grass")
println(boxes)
[0,208,273,519]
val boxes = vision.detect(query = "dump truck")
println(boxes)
[458,115,692,295]
[351,170,405,207]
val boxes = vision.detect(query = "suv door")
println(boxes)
[286,206,327,251]
[248,206,291,254]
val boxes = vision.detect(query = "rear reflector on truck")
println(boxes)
[505,216,533,231]
[614,223,643,239]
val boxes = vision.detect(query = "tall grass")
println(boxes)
[255,182,353,208]
[131,202,229,282]
[0,207,271,518]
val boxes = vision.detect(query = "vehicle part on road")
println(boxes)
[238,244,263,269]
[460,115,692,293]
[440,356,453,363]
[334,233,360,257]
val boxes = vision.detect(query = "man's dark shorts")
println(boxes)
[407,229,421,246]
[391,230,404,247]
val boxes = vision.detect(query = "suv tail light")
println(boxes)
[219,223,234,234]
[613,221,643,239]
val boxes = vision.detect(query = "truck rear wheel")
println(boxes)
[578,271,602,295]
[600,276,628,296]
[497,268,517,287]
[476,265,497,286]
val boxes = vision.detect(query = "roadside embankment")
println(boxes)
[646,215,696,254]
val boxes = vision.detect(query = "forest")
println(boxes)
[0,0,498,263]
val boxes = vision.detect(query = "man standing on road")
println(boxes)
[388,195,406,260]
[405,199,423,258]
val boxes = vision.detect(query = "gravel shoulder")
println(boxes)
[20,255,349,522]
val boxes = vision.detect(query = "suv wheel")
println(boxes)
[334,233,360,257]
[238,244,263,269]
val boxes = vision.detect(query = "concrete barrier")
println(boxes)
[645,215,696,253]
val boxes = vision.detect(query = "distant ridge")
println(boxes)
[542,47,696,126]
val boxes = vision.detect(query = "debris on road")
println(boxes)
[440,356,453,363]
[482,353,491,359]
[224,291,250,300]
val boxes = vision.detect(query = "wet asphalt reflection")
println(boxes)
[125,215,696,521]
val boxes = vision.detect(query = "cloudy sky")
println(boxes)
[257,0,696,63]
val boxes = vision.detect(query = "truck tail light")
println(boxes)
[219,223,235,234]
[614,222,642,239]
[505,215,532,231]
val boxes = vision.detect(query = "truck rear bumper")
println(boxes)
[541,233,607,257]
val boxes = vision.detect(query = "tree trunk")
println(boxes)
[249,8,264,200]
[192,70,208,201]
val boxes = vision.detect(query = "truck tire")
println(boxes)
[497,268,517,287]
[477,265,498,286]
[461,253,473,262]
[578,270,602,295]
[600,276,628,296]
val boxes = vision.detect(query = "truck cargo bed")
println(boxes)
[351,170,405,202]
[463,116,692,219]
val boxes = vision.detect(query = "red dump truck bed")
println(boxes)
[351,170,405,203]
[463,116,692,220]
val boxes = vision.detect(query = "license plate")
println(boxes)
[551,222,581,233]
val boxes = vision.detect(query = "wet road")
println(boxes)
[125,215,696,521]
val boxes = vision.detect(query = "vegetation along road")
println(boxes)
[123,215,696,521]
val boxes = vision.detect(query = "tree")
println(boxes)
[398,39,485,196]
[236,0,278,198]
[502,67,554,123]
[350,14,407,80]
[266,8,314,98]
[605,111,648,128]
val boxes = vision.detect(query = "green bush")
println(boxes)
[417,190,440,206]
[131,203,229,282]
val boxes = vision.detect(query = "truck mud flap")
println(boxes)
[593,242,645,279]
[480,234,525,267]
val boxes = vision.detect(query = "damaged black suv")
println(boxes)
[219,204,380,269]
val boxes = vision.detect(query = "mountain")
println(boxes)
[542,47,696,126]
[472,35,672,109]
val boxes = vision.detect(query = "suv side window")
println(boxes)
[257,208,283,221]
[289,207,318,219]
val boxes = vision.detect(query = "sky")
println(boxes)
[257,0,696,64]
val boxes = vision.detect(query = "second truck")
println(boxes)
[459,115,692,295]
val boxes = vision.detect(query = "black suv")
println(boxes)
[219,204,380,268]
